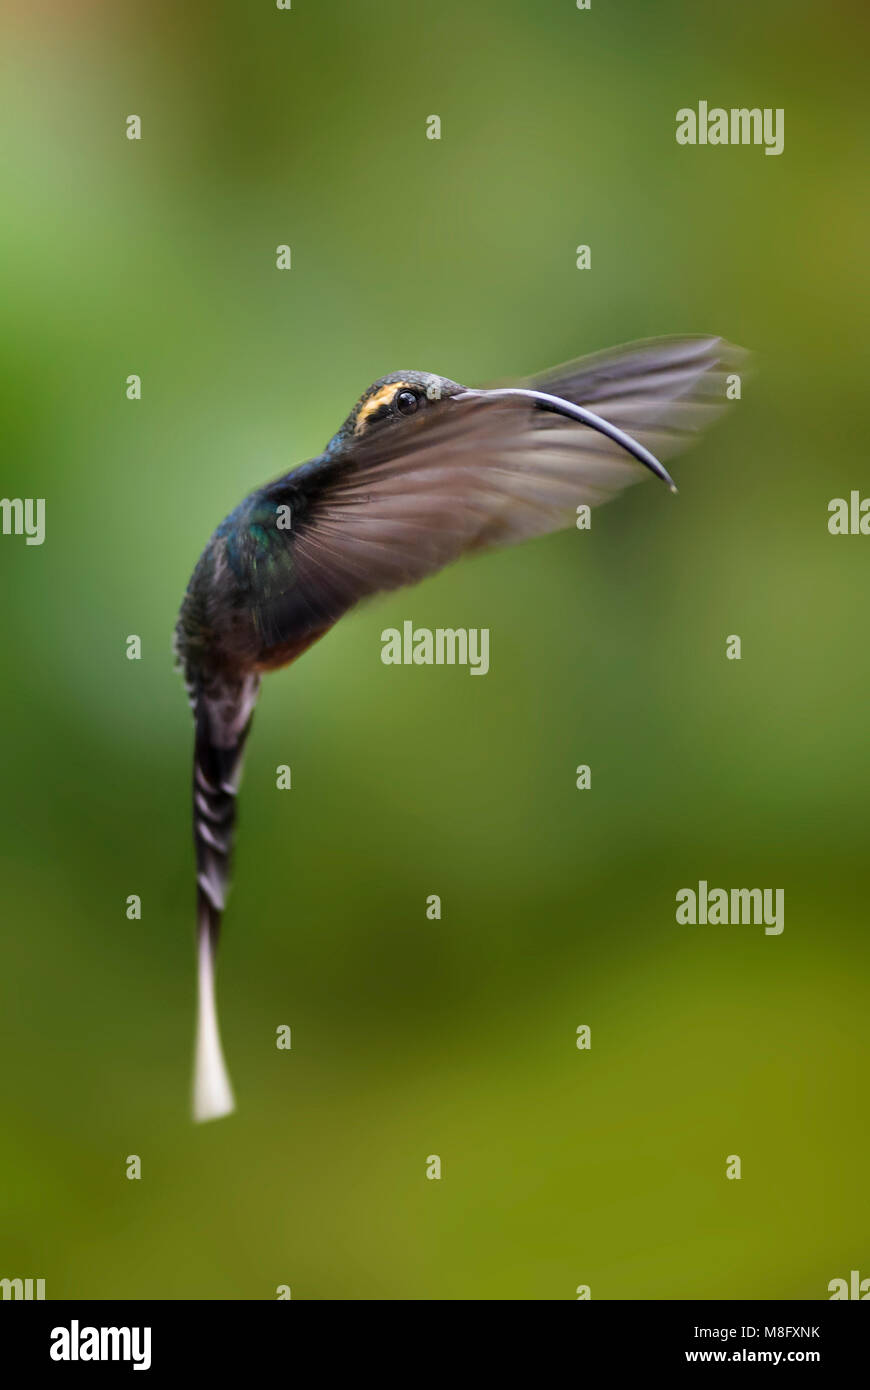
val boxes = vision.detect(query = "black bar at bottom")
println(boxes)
[1,1298,865,1373]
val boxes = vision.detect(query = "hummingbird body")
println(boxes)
[176,338,744,1121]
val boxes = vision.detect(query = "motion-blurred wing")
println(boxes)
[255,336,745,643]
[529,334,745,461]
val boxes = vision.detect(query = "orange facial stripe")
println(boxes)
[354,381,413,434]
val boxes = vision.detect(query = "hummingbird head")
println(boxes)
[324,368,677,489]
[325,371,464,455]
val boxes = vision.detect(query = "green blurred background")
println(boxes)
[1,0,867,1300]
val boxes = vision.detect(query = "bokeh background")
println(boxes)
[1,0,867,1300]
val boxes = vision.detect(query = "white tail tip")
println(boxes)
[193,921,235,1123]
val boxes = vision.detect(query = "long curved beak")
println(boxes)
[456,387,678,493]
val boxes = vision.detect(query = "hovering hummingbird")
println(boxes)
[175,334,743,1121]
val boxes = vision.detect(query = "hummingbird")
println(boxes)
[175,334,744,1122]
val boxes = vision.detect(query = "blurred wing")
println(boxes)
[257,336,745,641]
[528,334,747,462]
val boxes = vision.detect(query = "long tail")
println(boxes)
[191,675,259,1122]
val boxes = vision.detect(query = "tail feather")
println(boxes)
[190,674,259,1123]
[193,899,235,1122]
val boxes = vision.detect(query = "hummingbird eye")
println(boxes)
[394,388,419,416]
